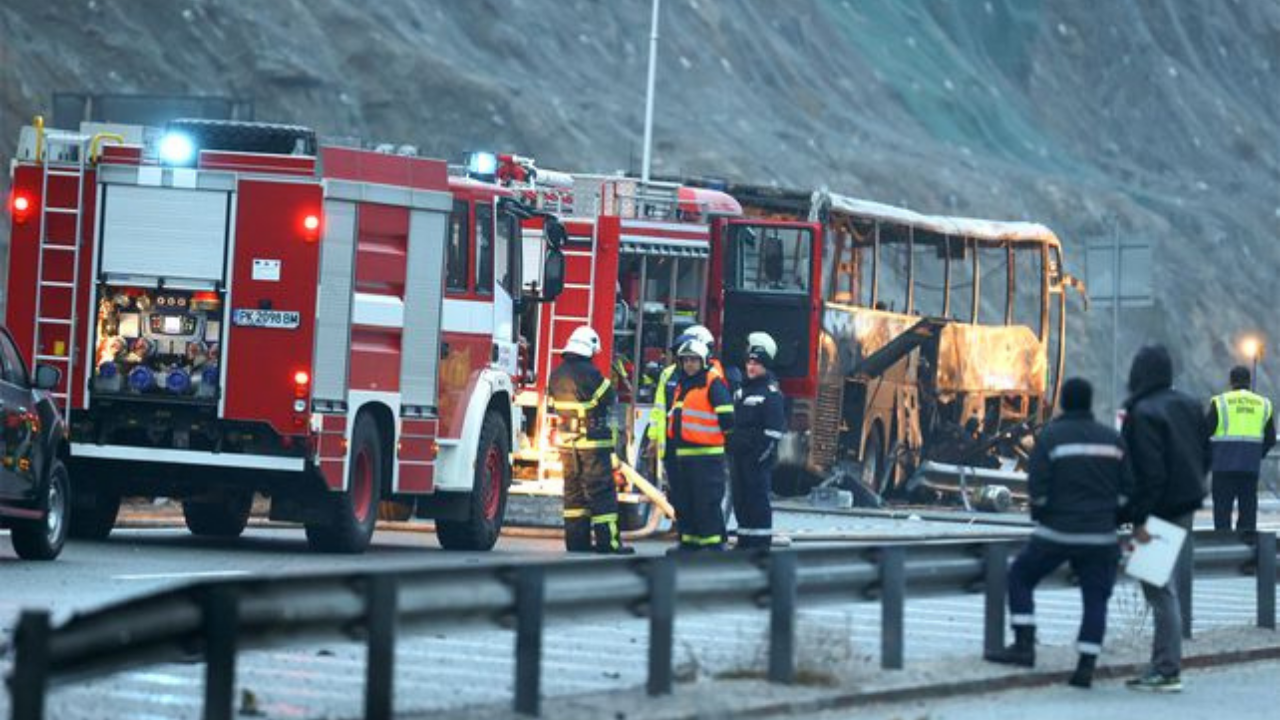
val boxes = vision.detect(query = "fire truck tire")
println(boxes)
[11,460,69,560]
[436,411,510,551]
[67,483,120,540]
[167,118,317,156]
[182,492,253,538]
[305,416,382,553]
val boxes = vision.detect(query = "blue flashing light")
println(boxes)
[159,132,196,165]
[466,151,499,179]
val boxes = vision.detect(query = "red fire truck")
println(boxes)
[4,118,565,553]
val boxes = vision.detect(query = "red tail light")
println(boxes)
[9,193,33,225]
[302,214,321,241]
[294,370,311,398]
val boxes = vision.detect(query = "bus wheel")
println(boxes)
[437,412,510,551]
[840,423,886,506]
[68,479,120,540]
[183,492,253,538]
[306,415,382,553]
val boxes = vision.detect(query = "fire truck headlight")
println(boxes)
[465,151,498,179]
[159,133,196,166]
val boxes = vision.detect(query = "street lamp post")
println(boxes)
[1242,336,1264,391]
[640,0,662,183]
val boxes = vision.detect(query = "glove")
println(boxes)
[756,439,778,466]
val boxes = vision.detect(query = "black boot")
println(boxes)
[1069,654,1097,689]
[564,517,593,552]
[592,519,635,555]
[984,625,1035,667]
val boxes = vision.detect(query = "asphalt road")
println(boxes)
[812,659,1280,720]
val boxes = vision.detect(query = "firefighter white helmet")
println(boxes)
[746,331,778,362]
[676,338,711,367]
[685,324,715,348]
[563,326,602,357]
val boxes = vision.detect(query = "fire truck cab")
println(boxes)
[4,118,564,553]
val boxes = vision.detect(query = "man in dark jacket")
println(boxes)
[1122,345,1209,692]
[728,332,786,550]
[985,378,1132,689]
[1206,365,1275,531]
[547,326,634,555]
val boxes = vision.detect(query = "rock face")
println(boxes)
[2,0,1277,408]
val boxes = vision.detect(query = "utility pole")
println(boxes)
[640,0,662,183]
[1111,217,1121,422]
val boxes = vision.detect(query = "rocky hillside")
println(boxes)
[3,0,1278,410]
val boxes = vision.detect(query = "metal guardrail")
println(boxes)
[7,531,1277,720]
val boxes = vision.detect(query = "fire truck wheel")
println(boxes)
[11,460,70,560]
[182,492,253,538]
[436,411,510,551]
[67,482,120,540]
[305,416,382,554]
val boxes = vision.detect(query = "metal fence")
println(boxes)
[8,531,1277,720]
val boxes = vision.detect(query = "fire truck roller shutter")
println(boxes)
[313,200,358,402]
[399,207,447,409]
[98,174,234,282]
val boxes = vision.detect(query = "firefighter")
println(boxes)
[1206,365,1275,531]
[686,324,742,394]
[547,326,634,555]
[728,332,785,549]
[667,337,735,551]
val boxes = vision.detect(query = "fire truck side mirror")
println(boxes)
[541,249,566,301]
[543,217,568,249]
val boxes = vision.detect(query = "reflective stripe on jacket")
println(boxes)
[668,368,734,456]
[1211,389,1273,473]
[547,355,616,449]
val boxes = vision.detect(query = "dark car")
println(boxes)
[0,326,70,560]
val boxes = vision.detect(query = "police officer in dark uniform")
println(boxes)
[547,326,634,555]
[728,332,786,549]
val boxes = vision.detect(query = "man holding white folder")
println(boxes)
[1121,345,1210,693]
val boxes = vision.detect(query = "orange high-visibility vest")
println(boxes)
[669,375,726,448]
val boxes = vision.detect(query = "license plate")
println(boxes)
[232,309,300,329]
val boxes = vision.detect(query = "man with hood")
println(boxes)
[1121,345,1209,692]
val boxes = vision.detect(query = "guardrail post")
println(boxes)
[513,566,545,716]
[768,551,797,684]
[646,558,676,696]
[203,586,239,720]
[365,575,398,720]
[880,546,906,669]
[11,610,51,720]
[1179,532,1194,639]
[983,543,1011,658]
[1257,532,1276,629]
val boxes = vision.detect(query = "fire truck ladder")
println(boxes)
[537,240,599,483]
[32,131,90,416]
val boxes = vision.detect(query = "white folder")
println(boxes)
[1123,516,1188,588]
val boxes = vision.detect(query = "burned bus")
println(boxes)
[704,186,1075,503]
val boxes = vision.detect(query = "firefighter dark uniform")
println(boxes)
[1207,372,1275,531]
[728,367,785,549]
[547,352,631,554]
[667,342,735,551]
